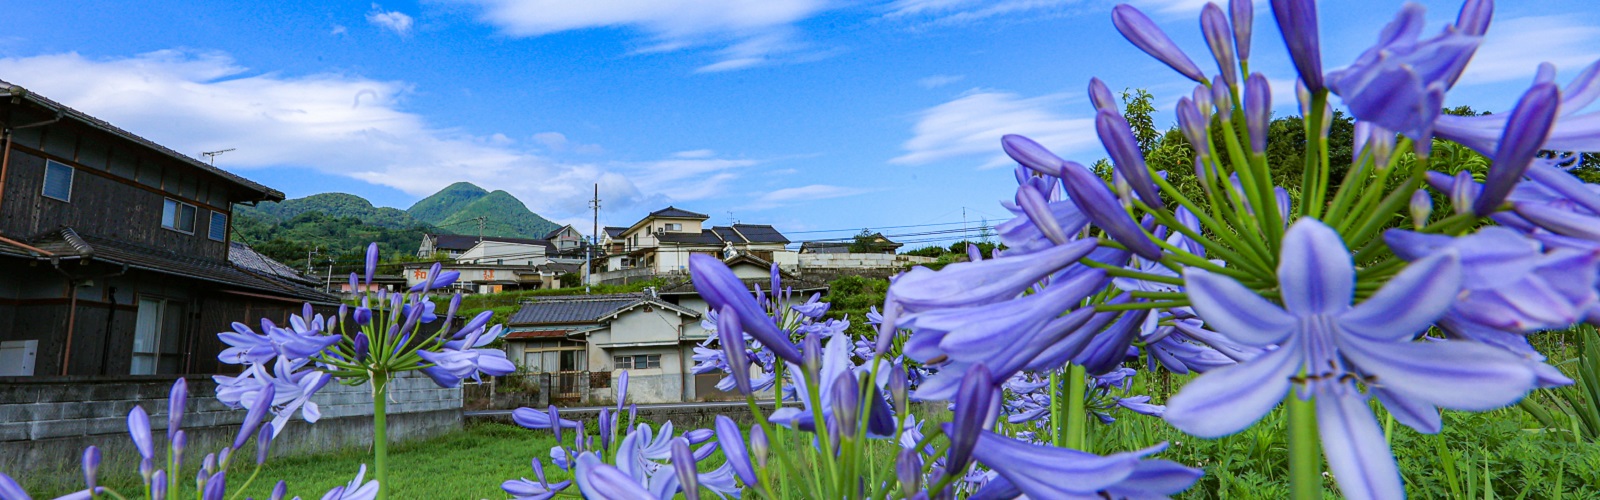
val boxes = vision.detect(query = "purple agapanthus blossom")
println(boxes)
[690,254,803,365]
[1326,1,1486,140]
[1165,219,1546,499]
[217,319,340,365]
[1436,58,1600,155]
[946,428,1200,499]
[1386,227,1600,332]
[417,325,516,388]
[768,332,896,437]
[503,458,573,500]
[319,464,381,500]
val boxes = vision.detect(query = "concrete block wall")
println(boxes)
[797,253,936,269]
[0,372,461,480]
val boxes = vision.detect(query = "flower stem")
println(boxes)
[1288,395,1322,500]
[1049,371,1064,448]
[371,372,390,500]
[1065,364,1088,451]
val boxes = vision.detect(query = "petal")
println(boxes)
[1337,335,1537,411]
[1340,250,1461,342]
[1277,218,1355,316]
[1316,389,1404,500]
[1163,339,1300,437]
[1184,268,1295,346]
[964,428,1142,497]
[1371,387,1441,434]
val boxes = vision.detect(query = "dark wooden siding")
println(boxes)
[0,146,231,262]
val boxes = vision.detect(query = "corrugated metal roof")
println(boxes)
[506,293,699,326]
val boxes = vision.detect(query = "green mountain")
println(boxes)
[238,192,420,228]
[405,183,560,239]
[232,183,562,274]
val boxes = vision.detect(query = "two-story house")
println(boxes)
[542,224,587,260]
[501,292,701,403]
[602,206,797,276]
[0,80,340,377]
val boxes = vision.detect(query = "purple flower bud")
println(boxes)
[337,303,348,322]
[689,254,803,364]
[128,405,153,461]
[1112,5,1207,83]
[944,364,994,477]
[172,430,187,464]
[670,438,700,500]
[597,408,613,452]
[256,423,274,465]
[1475,82,1560,216]
[548,405,563,445]
[1410,189,1432,228]
[1270,0,1324,92]
[749,425,769,469]
[152,469,167,500]
[168,379,187,441]
[348,272,359,295]
[888,362,909,416]
[82,445,101,492]
[896,448,923,498]
[272,480,288,500]
[1097,110,1165,210]
[966,243,983,263]
[1244,73,1272,154]
[203,471,226,500]
[364,242,380,286]
[1016,184,1070,245]
[873,290,901,357]
[354,332,370,362]
[201,453,216,476]
[714,415,759,486]
[1193,85,1214,117]
[716,306,754,395]
[1296,78,1312,116]
[1451,171,1481,215]
[831,371,861,438]
[616,370,630,412]
[1088,78,1119,114]
[353,306,371,326]
[1231,0,1253,60]
[1059,161,1162,260]
[1456,0,1492,36]
[1201,3,1238,88]
[1211,79,1234,116]
[234,384,275,450]
[802,333,822,379]
[1002,134,1065,177]
[1176,97,1210,157]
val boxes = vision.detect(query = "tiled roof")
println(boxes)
[506,293,698,326]
[727,224,789,244]
[429,233,555,251]
[604,227,627,238]
[657,230,724,246]
[504,328,578,340]
[543,225,575,240]
[0,227,339,304]
[229,241,318,286]
[798,242,851,254]
[648,206,709,219]
[1,79,283,202]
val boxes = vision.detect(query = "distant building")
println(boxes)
[418,233,551,260]
[799,232,903,254]
[456,239,549,266]
[402,262,564,294]
[0,79,340,377]
[543,224,586,258]
[502,292,702,404]
[599,206,797,279]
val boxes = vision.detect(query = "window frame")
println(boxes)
[41,160,74,202]
[207,211,228,242]
[161,198,198,234]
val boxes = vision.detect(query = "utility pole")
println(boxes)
[474,216,488,244]
[963,207,969,242]
[587,184,600,294]
[305,246,319,275]
[324,257,335,293]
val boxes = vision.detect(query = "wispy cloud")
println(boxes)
[366,4,415,36]
[884,0,1082,27]
[450,0,830,72]
[1457,15,1600,86]
[747,184,871,209]
[917,74,965,89]
[892,89,1098,168]
[330,24,349,36]
[0,50,763,221]
[532,131,605,154]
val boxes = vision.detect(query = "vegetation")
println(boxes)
[822,275,889,337]
[407,182,561,239]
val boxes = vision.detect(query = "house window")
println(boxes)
[132,297,184,375]
[42,160,73,202]
[162,199,197,233]
[208,211,228,241]
[614,354,661,370]
[664,223,682,231]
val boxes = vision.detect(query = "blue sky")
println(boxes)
[2,0,1596,247]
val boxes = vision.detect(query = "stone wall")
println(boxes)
[798,253,935,270]
[0,371,461,479]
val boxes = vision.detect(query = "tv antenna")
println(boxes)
[202,148,236,166]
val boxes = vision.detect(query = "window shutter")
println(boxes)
[209,212,228,241]
[42,161,73,201]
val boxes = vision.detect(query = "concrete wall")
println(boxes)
[798,253,936,269]
[0,371,461,477]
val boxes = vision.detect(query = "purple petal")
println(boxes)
[1270,0,1324,92]
[1059,160,1163,260]
[1097,110,1164,210]
[1183,269,1295,346]
[1339,250,1461,342]
[714,415,757,486]
[963,428,1150,497]
[1277,218,1355,316]
[1316,389,1404,500]
[892,238,1096,311]
[1337,336,1537,411]
[1164,338,1300,437]
[1201,3,1238,88]
[1476,83,1561,215]
[1245,73,1272,154]
[1002,134,1065,177]
[689,254,802,364]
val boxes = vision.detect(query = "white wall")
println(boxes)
[458,241,548,266]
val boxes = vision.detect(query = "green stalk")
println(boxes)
[1288,395,1322,500]
[1050,371,1065,447]
[1305,91,1332,219]
[372,372,390,500]
[1094,300,1190,312]
[1080,258,1187,286]
[1065,364,1088,451]
[1138,197,1274,278]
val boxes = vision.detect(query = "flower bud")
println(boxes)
[1271,0,1324,92]
[671,438,700,500]
[749,425,769,469]
[1112,5,1207,83]
[888,363,909,417]
[256,423,275,465]
[1231,0,1253,60]
[1175,97,1210,157]
[1477,82,1560,216]
[1088,78,1118,114]
[1201,3,1238,88]
[802,334,822,379]
[1410,189,1433,229]
[354,332,370,362]
[1097,110,1164,210]
[896,448,923,499]
[168,378,187,441]
[272,480,288,500]
[151,469,167,500]
[82,445,100,492]
[364,242,380,286]
[831,371,861,438]
[1451,171,1481,215]
[1244,73,1271,154]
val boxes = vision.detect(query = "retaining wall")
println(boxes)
[0,371,461,480]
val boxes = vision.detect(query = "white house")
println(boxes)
[601,206,798,277]
[457,239,550,266]
[502,293,704,403]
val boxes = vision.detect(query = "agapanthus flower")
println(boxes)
[1165,219,1547,498]
[217,319,339,365]
[1326,1,1487,140]
[767,332,896,437]
[1436,58,1600,155]
[417,325,516,388]
[319,464,380,500]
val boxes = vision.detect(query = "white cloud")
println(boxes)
[366,4,415,36]
[892,89,1098,168]
[673,149,717,158]
[884,0,1081,26]
[453,0,829,71]
[330,24,349,36]
[0,50,758,221]
[747,184,871,209]
[1457,15,1600,86]
[917,74,965,89]
[532,131,604,154]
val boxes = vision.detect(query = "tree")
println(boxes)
[848,229,882,253]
